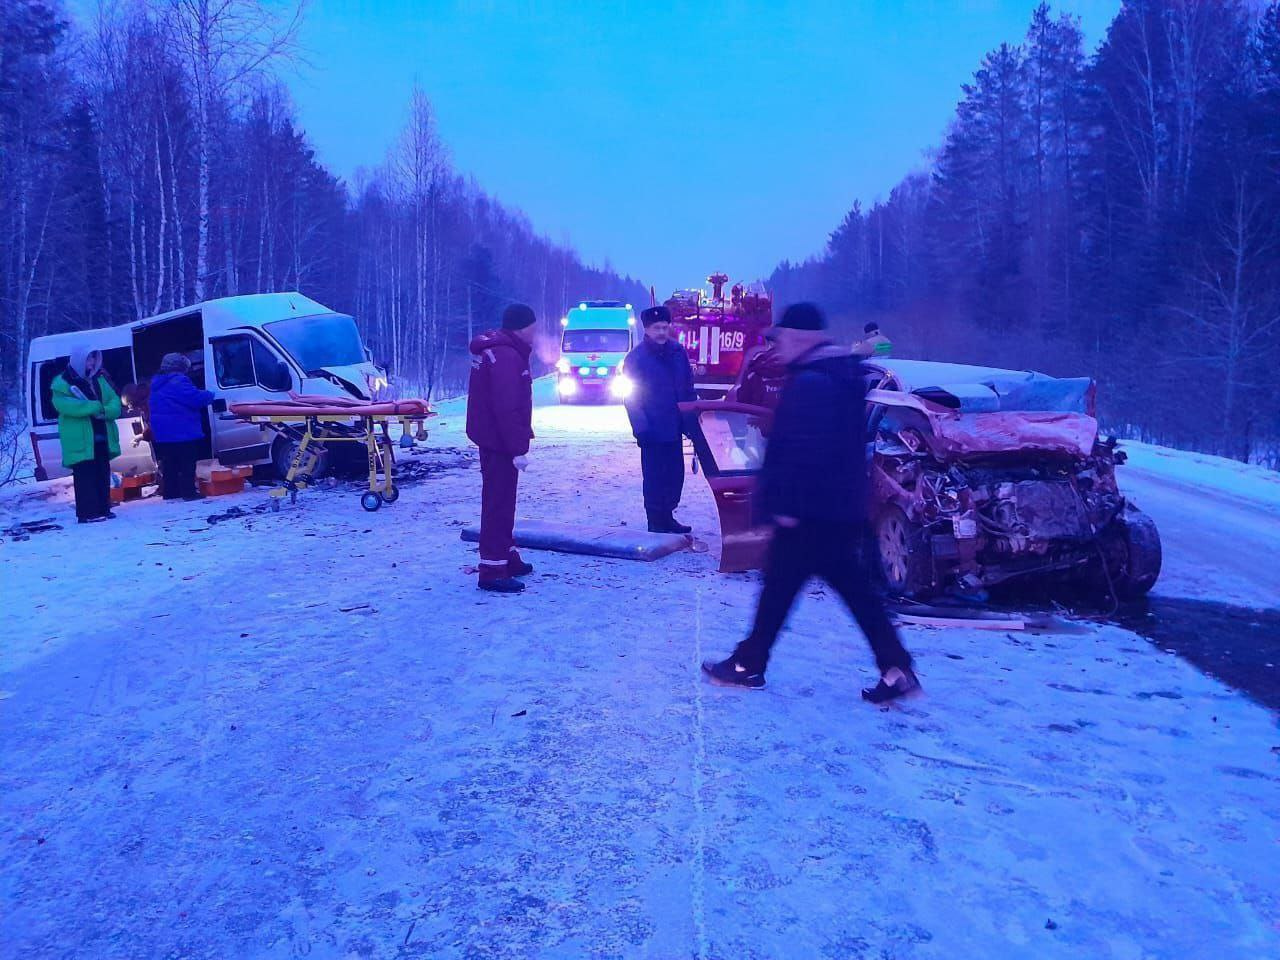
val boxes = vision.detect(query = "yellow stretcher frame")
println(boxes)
[237,412,432,511]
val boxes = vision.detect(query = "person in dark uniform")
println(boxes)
[622,305,697,533]
[701,303,920,704]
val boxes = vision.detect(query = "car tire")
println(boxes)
[1110,504,1162,600]
[875,505,932,598]
[272,435,328,482]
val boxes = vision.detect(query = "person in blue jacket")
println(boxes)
[622,305,697,533]
[149,353,215,501]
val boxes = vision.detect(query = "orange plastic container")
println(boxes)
[195,461,252,498]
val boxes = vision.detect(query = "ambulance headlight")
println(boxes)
[610,375,634,399]
[556,357,571,374]
[558,378,579,397]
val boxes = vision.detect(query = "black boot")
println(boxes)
[666,513,692,534]
[479,577,526,594]
[646,511,670,533]
[700,655,766,689]
[861,666,922,704]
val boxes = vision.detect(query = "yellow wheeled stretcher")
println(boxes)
[229,396,433,511]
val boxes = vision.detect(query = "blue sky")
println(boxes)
[102,1,1122,294]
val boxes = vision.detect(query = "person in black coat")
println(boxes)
[701,302,920,704]
[622,305,697,533]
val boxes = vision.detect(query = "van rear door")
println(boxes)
[29,358,70,480]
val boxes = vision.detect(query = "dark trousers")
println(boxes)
[640,441,684,516]
[734,522,912,676]
[155,440,200,499]
[71,439,112,521]
[478,448,519,573]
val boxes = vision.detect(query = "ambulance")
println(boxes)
[555,301,637,404]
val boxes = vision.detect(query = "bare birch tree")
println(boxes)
[160,0,303,299]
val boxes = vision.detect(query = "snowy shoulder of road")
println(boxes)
[1115,439,1280,609]
[2,385,1278,960]
[1120,439,1280,510]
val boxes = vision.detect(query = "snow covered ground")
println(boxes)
[1116,441,1280,610]
[2,385,1278,959]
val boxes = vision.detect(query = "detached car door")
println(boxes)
[680,400,774,572]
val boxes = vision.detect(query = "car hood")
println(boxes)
[869,389,1098,459]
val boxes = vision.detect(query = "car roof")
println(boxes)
[864,358,1053,391]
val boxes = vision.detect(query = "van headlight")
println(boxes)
[558,378,579,397]
[556,357,571,374]
[610,375,634,399]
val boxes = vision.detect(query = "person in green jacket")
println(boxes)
[51,345,122,523]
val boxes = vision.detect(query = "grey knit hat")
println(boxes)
[159,352,191,374]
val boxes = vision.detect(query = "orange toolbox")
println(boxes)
[196,460,253,497]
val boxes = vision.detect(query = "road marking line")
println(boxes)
[691,585,709,960]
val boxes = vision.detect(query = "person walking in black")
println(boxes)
[701,302,920,704]
[623,305,697,533]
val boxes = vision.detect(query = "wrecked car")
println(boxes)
[682,358,1162,602]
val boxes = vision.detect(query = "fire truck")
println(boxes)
[663,273,772,398]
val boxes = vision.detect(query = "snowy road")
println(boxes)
[2,396,1278,959]
[1119,443,1280,610]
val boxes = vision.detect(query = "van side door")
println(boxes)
[208,333,294,465]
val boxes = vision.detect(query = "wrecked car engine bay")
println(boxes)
[866,367,1162,601]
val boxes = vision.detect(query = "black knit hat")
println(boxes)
[776,302,827,331]
[864,321,879,334]
[640,305,671,328]
[502,303,537,331]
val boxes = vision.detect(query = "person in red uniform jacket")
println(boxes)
[467,303,538,593]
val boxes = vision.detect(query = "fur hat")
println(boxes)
[641,306,671,328]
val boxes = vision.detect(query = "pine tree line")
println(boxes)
[772,1,1280,466]
[0,0,646,415]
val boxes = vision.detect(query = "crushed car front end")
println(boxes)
[867,382,1161,601]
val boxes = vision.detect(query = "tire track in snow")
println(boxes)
[690,585,709,960]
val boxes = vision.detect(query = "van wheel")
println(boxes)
[875,505,932,598]
[272,436,328,481]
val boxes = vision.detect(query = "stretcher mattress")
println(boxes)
[229,395,432,417]
[460,520,691,562]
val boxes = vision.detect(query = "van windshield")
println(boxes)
[562,330,630,353]
[265,314,365,372]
